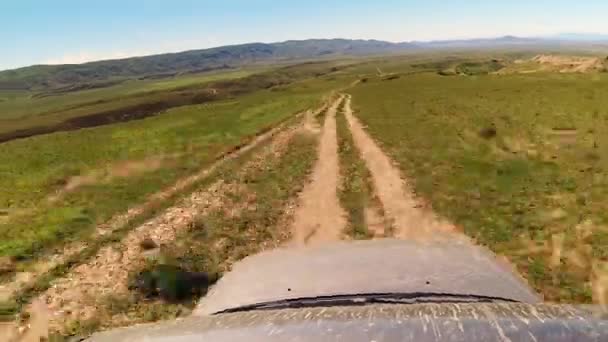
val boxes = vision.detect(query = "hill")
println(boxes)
[3,36,607,91]
[0,39,414,91]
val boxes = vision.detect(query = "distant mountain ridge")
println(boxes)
[0,39,417,90]
[1,35,607,90]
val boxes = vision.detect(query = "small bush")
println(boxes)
[382,75,400,81]
[479,126,497,139]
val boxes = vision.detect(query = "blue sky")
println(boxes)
[1,0,608,70]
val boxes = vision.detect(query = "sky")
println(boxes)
[1,0,608,71]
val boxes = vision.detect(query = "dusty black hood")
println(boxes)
[88,303,608,342]
[87,240,608,342]
[194,239,540,315]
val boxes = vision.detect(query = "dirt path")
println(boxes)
[1,299,50,342]
[0,103,323,338]
[290,96,347,246]
[32,123,306,333]
[343,95,456,241]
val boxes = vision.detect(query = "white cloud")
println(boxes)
[44,50,145,65]
[43,37,227,66]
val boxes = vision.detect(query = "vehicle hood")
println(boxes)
[88,303,607,342]
[194,239,540,315]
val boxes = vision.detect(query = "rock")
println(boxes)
[549,208,567,221]
[139,238,158,251]
[0,256,16,275]
[526,149,538,158]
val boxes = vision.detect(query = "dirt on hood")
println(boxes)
[532,54,607,73]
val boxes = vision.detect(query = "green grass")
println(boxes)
[0,69,258,123]
[0,70,352,261]
[336,100,375,239]
[0,120,294,321]
[0,61,348,138]
[349,70,608,303]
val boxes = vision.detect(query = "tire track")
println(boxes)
[343,95,458,241]
[290,96,347,246]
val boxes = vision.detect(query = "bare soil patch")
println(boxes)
[0,299,49,342]
[532,55,606,73]
[290,96,347,246]
[365,206,386,238]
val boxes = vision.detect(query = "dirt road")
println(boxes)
[290,94,458,244]
[342,95,456,240]
[5,92,468,338]
[290,96,347,246]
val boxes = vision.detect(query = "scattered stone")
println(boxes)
[139,237,158,251]
[526,149,538,158]
[549,208,567,221]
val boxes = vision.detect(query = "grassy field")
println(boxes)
[0,61,353,141]
[349,68,608,303]
[0,69,257,123]
[4,51,608,332]
[0,67,353,263]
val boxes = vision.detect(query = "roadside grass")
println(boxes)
[335,99,376,239]
[0,71,351,263]
[0,112,312,320]
[66,130,318,337]
[349,71,608,303]
[0,119,288,319]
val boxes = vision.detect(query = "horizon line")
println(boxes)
[2,33,608,73]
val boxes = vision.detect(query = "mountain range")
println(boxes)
[2,35,607,91]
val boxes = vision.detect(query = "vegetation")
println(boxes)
[0,61,351,141]
[0,39,414,91]
[0,67,351,262]
[454,60,505,75]
[349,70,608,302]
[2,124,285,319]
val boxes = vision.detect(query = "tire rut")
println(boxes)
[343,95,458,241]
[290,96,347,246]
